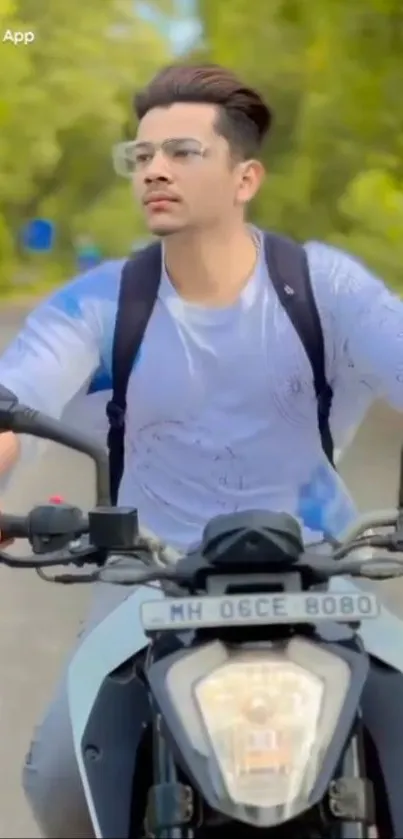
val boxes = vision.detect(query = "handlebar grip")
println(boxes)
[0,514,29,541]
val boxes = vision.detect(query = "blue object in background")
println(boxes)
[77,251,102,272]
[76,240,102,272]
[21,219,55,252]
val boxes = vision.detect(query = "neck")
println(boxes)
[163,220,258,305]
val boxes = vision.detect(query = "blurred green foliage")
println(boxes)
[196,0,403,289]
[2,0,403,296]
[0,0,170,294]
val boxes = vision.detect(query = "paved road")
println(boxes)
[0,308,402,837]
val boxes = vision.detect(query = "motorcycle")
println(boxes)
[1,391,403,838]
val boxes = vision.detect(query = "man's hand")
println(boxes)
[0,431,20,473]
[0,525,13,548]
[0,431,20,545]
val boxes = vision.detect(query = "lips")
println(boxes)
[144,195,179,207]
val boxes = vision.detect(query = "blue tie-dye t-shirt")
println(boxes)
[1,232,403,551]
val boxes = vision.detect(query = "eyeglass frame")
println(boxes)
[112,137,212,177]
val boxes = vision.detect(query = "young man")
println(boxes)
[0,62,403,837]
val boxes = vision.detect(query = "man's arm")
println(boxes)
[306,241,403,409]
[0,260,122,485]
[0,433,20,477]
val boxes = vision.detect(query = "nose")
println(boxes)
[143,148,173,184]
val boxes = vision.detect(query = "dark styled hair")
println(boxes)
[134,63,273,159]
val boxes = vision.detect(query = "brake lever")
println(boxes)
[359,562,403,579]
[323,554,403,580]
[297,554,380,581]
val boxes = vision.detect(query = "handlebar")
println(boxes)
[1,503,403,587]
[1,388,403,587]
[0,387,110,506]
[0,513,32,540]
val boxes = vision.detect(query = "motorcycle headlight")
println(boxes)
[161,637,351,823]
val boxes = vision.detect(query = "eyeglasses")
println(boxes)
[112,138,209,177]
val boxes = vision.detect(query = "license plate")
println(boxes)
[140,591,379,631]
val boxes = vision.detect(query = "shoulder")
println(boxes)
[301,241,403,375]
[302,240,390,308]
[43,258,126,321]
[300,241,399,375]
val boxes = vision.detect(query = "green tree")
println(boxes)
[0,0,170,291]
[196,0,403,286]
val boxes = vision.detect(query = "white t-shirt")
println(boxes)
[1,229,403,551]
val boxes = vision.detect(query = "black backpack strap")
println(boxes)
[263,232,334,467]
[107,242,162,504]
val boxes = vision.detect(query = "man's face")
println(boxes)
[127,102,264,236]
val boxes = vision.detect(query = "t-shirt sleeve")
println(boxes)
[0,260,121,486]
[306,241,403,410]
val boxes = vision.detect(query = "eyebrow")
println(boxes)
[132,137,204,147]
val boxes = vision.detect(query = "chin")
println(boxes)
[147,220,187,237]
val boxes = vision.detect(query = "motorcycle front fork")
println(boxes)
[148,713,193,839]
[148,715,379,839]
[338,721,377,839]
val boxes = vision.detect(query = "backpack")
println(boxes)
[106,232,334,505]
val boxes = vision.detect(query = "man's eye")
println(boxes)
[135,152,152,163]
[172,148,198,159]
[173,148,190,157]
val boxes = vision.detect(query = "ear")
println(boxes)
[235,160,266,206]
